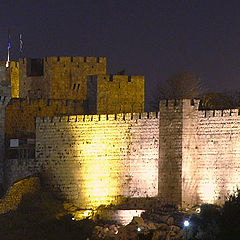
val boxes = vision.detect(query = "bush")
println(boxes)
[219,189,240,240]
[185,190,240,240]
[184,204,220,240]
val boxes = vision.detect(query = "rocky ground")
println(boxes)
[91,206,187,240]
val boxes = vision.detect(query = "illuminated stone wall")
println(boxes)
[19,57,106,99]
[87,75,144,114]
[160,99,240,207]
[11,98,240,209]
[36,112,159,208]
[182,106,240,207]
[5,98,83,139]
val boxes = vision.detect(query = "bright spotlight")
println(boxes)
[137,227,141,232]
[184,220,190,227]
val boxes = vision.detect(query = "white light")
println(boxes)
[184,220,190,227]
[137,227,141,232]
[72,217,75,221]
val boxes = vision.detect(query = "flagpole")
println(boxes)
[6,30,10,68]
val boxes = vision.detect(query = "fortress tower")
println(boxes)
[86,74,144,114]
[18,56,107,100]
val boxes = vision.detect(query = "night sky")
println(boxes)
[1,0,240,107]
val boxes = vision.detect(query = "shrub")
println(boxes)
[184,204,220,240]
[219,189,240,240]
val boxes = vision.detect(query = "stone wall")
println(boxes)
[8,98,240,209]
[4,158,39,188]
[182,107,240,207]
[159,100,184,206]
[159,99,240,207]
[36,112,159,208]
[5,98,84,139]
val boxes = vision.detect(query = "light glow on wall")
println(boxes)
[72,119,129,208]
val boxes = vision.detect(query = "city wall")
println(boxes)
[27,99,240,208]
[159,99,240,207]
[36,112,159,208]
[182,106,240,207]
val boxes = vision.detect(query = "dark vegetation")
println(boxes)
[184,189,240,240]
[150,70,240,111]
[0,190,96,240]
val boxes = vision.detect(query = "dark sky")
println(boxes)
[1,0,240,106]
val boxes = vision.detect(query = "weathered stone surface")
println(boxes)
[36,113,159,208]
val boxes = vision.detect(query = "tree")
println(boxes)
[149,70,205,111]
[201,90,240,110]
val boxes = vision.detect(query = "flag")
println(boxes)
[20,33,23,53]
[7,30,10,49]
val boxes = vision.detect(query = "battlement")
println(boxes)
[159,99,201,109]
[7,98,83,108]
[37,111,159,124]
[19,56,106,65]
[199,109,240,118]
[90,74,144,82]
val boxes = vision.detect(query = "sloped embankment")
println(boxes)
[0,177,40,214]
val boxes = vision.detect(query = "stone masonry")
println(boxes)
[36,112,159,208]
[35,99,240,208]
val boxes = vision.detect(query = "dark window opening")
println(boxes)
[73,83,76,90]
[77,84,80,90]
[27,58,44,77]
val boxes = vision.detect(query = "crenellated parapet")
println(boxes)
[198,108,239,117]
[19,56,106,64]
[159,99,200,111]
[37,111,159,124]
